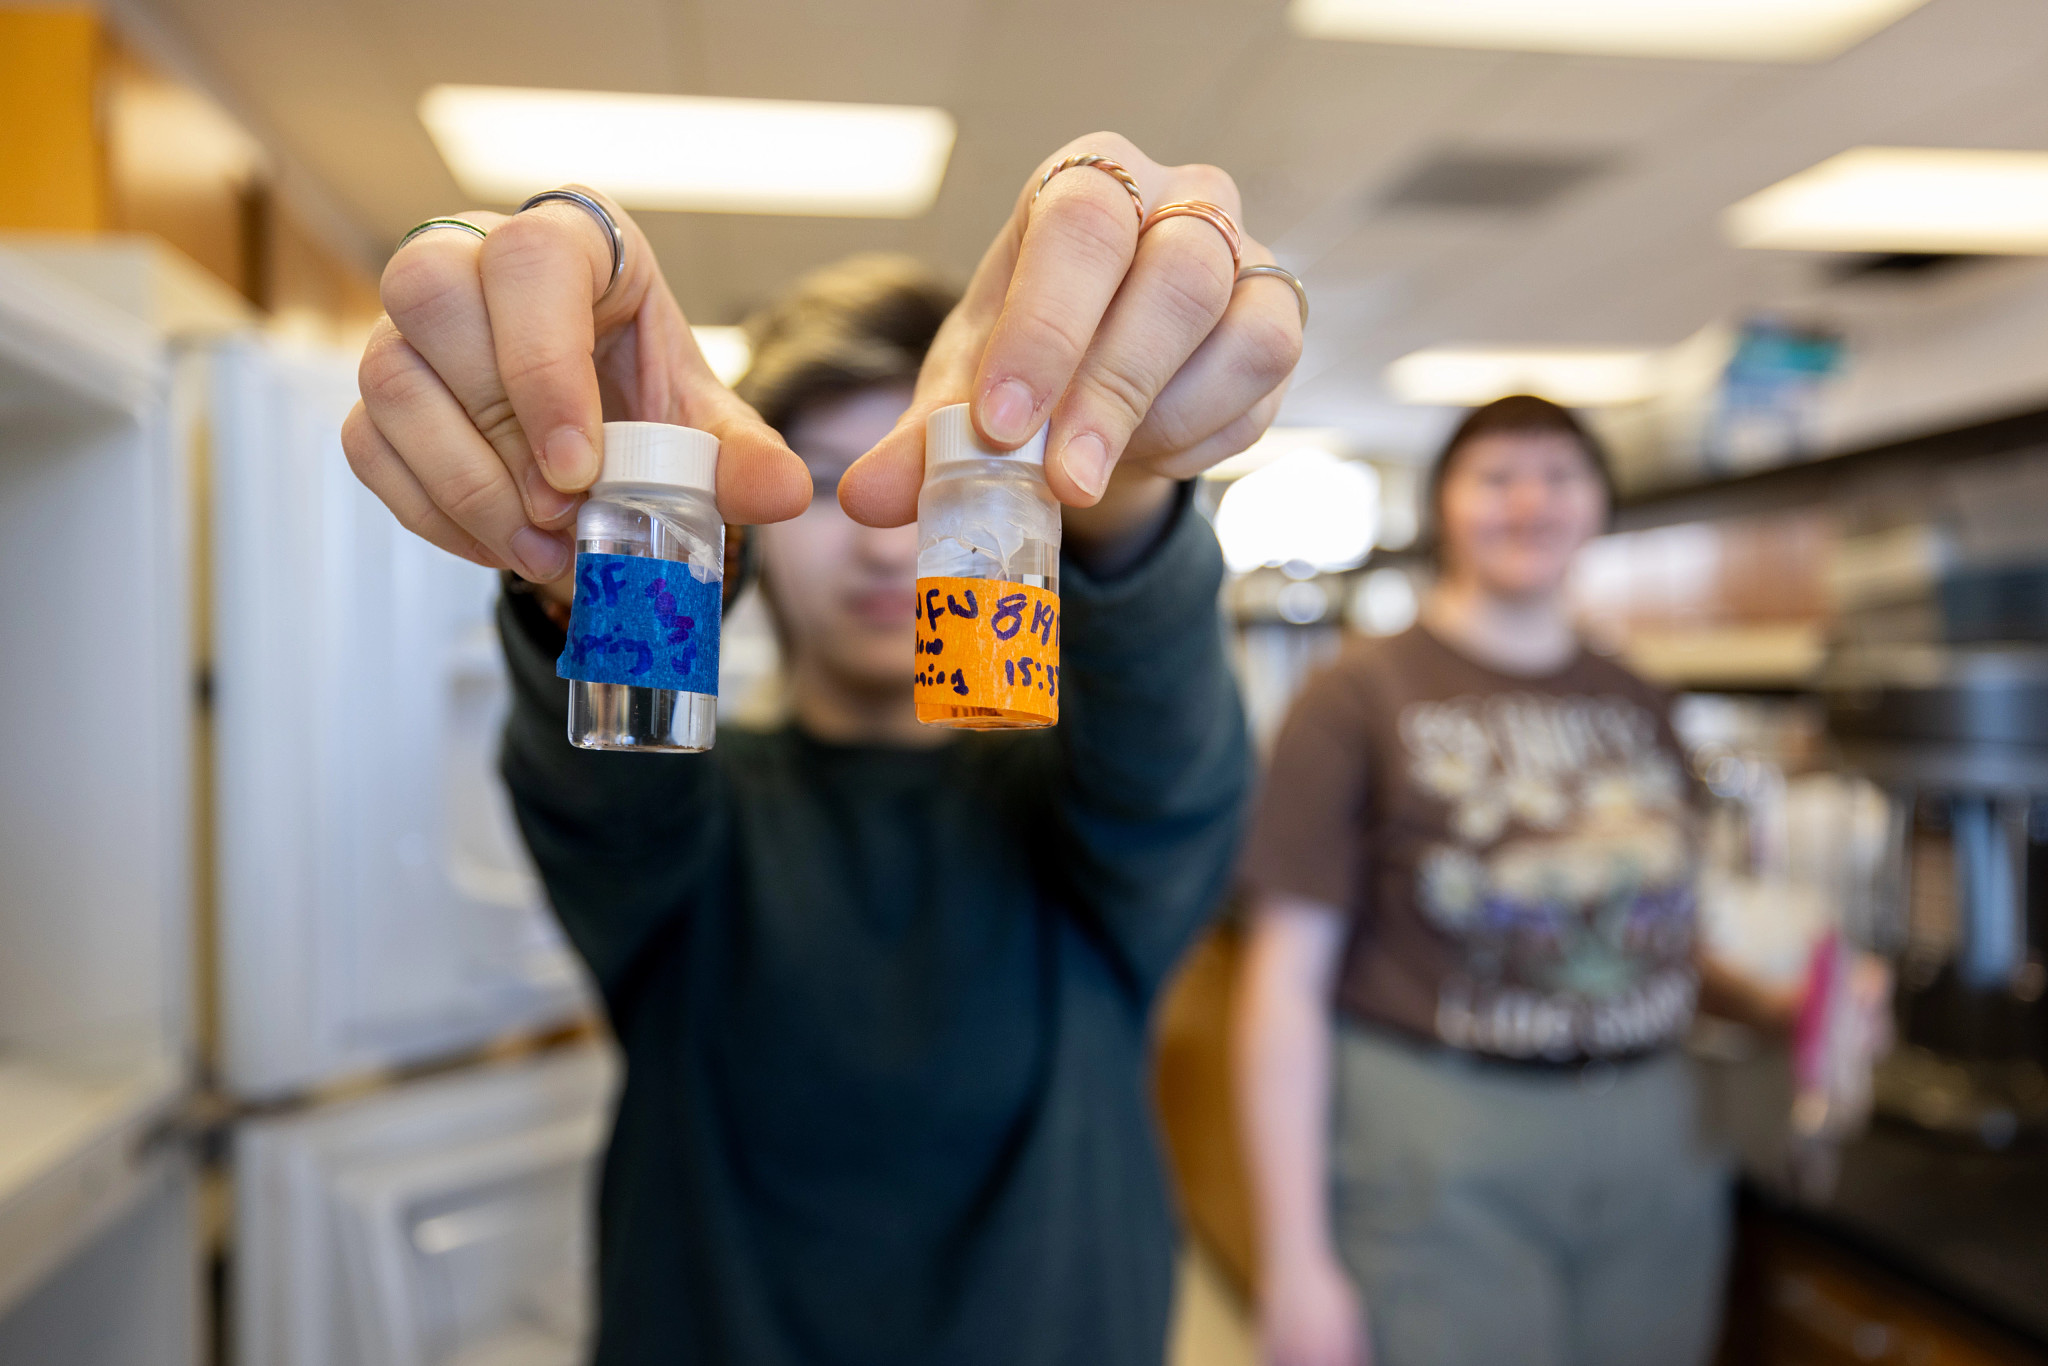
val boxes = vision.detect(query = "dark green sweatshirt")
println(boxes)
[497,494,1249,1365]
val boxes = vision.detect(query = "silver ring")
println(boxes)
[517,187,625,301]
[397,217,488,250]
[1236,264,1308,327]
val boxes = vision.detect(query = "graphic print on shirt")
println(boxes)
[1401,692,1697,1059]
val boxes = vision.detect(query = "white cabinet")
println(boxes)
[0,246,195,1350]
[209,341,593,1100]
[0,1150,200,1366]
[235,1044,616,1366]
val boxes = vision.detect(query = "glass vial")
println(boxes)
[914,403,1062,729]
[557,421,723,752]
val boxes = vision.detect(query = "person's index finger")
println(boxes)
[969,163,1146,449]
[679,382,815,526]
[478,203,615,493]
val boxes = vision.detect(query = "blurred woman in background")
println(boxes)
[1234,396,1795,1366]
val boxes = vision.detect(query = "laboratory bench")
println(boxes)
[1703,1047,2048,1365]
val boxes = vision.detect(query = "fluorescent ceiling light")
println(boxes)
[1387,347,1659,407]
[1288,0,1927,60]
[691,326,751,385]
[420,85,955,216]
[1215,450,1380,574]
[1727,147,2048,254]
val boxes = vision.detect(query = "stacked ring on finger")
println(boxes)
[1139,200,1243,273]
[517,186,626,301]
[397,217,489,250]
[1235,264,1309,327]
[1033,154,1147,226]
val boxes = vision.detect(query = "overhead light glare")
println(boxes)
[1727,147,2048,254]
[691,326,751,385]
[419,85,956,217]
[1215,450,1380,574]
[1202,427,1349,481]
[1288,0,1928,61]
[1386,347,1660,407]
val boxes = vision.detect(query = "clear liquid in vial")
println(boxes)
[566,487,722,752]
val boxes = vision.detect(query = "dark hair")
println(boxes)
[734,253,958,435]
[1423,394,1615,562]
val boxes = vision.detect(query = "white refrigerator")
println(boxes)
[0,243,627,1366]
[208,338,616,1366]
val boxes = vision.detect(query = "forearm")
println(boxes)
[1047,489,1248,987]
[1237,908,1346,1276]
[1697,949,1801,1036]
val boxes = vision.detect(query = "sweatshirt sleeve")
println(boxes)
[1037,486,1252,1001]
[496,587,729,1005]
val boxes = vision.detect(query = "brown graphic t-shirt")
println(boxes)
[1241,624,1699,1061]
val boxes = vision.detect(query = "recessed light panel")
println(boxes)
[1387,347,1660,407]
[1728,148,2048,254]
[1289,0,1928,61]
[420,85,956,217]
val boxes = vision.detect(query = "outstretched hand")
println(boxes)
[837,132,1302,531]
[344,189,808,582]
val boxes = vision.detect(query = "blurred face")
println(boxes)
[758,384,920,695]
[1436,430,1607,601]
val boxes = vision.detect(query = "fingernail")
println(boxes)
[511,527,570,581]
[525,466,578,525]
[981,379,1036,445]
[541,427,599,489]
[1061,433,1111,499]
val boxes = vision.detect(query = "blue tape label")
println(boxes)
[556,552,721,695]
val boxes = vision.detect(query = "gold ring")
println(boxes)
[1034,154,1146,226]
[1236,264,1308,327]
[1139,200,1242,272]
[397,217,488,250]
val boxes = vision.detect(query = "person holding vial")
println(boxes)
[342,137,1305,1365]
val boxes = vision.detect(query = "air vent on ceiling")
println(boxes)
[1378,151,1613,213]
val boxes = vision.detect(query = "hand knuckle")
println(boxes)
[1045,189,1134,270]
[496,342,586,400]
[1180,163,1237,204]
[481,213,576,278]
[1238,310,1304,389]
[1082,354,1155,433]
[391,500,435,538]
[357,335,426,411]
[435,463,510,528]
[1077,131,1138,163]
[340,426,376,480]
[469,393,525,454]
[1150,253,1233,329]
[380,248,471,330]
[1005,295,1097,376]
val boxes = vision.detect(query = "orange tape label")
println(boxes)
[914,577,1060,725]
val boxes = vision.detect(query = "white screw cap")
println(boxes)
[596,421,719,492]
[925,402,1048,469]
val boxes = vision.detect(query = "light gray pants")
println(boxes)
[1331,1026,1731,1366]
